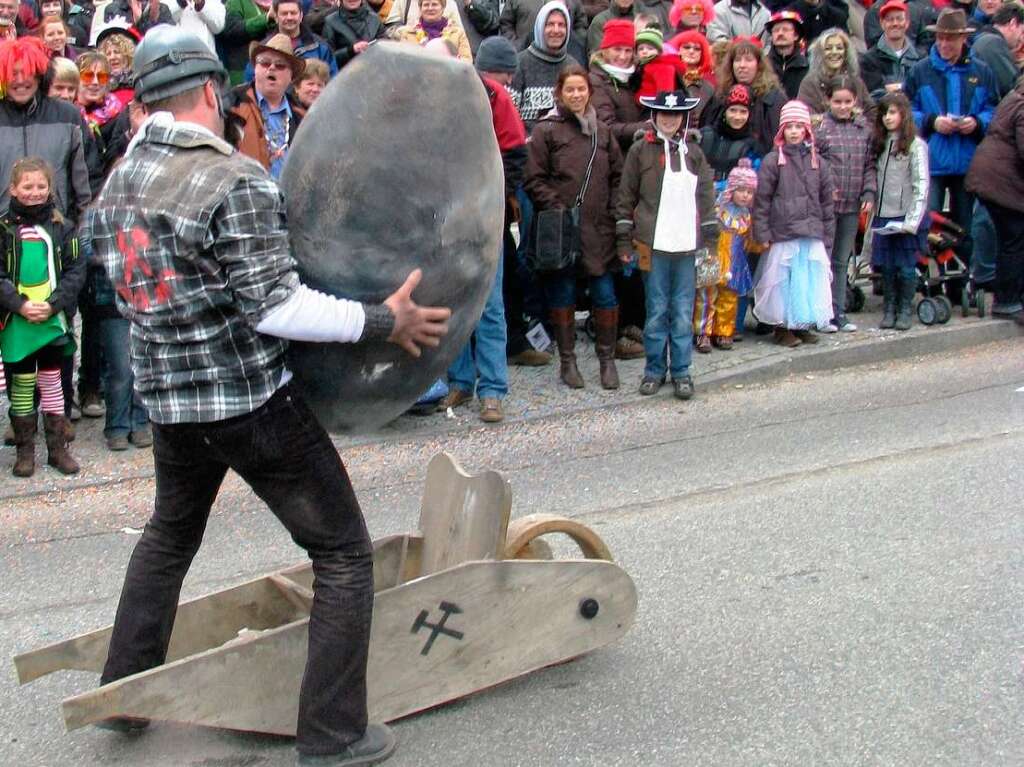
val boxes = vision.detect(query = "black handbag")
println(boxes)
[528,132,598,273]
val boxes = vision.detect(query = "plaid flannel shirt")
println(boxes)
[818,113,877,215]
[87,120,299,424]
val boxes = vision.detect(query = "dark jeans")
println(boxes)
[542,270,617,310]
[100,384,374,756]
[929,174,975,264]
[986,201,1024,314]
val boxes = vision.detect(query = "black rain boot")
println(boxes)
[894,274,915,331]
[879,271,897,329]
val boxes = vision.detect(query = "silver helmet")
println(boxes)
[132,25,227,104]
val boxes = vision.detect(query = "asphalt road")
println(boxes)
[2,340,1022,767]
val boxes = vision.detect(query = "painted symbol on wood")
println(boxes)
[411,601,464,656]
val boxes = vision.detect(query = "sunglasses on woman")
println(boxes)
[79,70,110,85]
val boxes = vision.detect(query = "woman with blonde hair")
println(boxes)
[96,28,137,106]
[700,36,785,154]
[397,0,472,62]
[797,27,873,116]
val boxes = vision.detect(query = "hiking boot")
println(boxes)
[438,389,473,411]
[11,414,37,478]
[508,348,551,366]
[297,723,397,766]
[622,325,644,343]
[106,434,130,452]
[774,328,802,347]
[130,426,153,448]
[672,376,694,400]
[80,392,105,418]
[550,307,584,389]
[793,329,819,344]
[592,307,620,390]
[43,414,80,475]
[614,335,645,360]
[695,335,712,353]
[638,376,663,396]
[712,335,733,350]
[479,397,504,423]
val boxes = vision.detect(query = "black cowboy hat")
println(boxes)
[638,90,701,112]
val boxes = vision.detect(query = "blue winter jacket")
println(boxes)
[903,46,997,176]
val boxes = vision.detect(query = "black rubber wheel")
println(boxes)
[975,289,987,319]
[934,295,953,324]
[847,284,866,313]
[960,286,971,318]
[917,297,938,325]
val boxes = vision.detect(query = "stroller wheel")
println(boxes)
[975,289,987,318]
[847,284,866,313]
[917,297,938,326]
[934,295,952,324]
[960,286,971,318]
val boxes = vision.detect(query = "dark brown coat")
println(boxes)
[966,84,1024,214]
[753,143,836,253]
[589,65,648,153]
[525,105,623,275]
[614,132,716,255]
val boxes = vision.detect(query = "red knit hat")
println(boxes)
[725,83,752,108]
[600,19,636,50]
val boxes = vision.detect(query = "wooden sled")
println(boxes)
[14,452,637,735]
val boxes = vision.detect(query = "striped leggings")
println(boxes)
[5,345,66,417]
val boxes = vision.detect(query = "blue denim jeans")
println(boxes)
[448,255,509,400]
[101,385,373,756]
[542,270,617,309]
[99,317,150,437]
[642,254,696,381]
[970,201,997,287]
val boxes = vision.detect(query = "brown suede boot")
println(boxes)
[43,413,80,475]
[592,307,620,390]
[549,307,584,389]
[11,414,37,478]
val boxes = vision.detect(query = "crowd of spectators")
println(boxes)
[1,0,1023,474]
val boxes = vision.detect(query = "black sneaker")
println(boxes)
[94,716,150,733]
[672,376,694,401]
[297,723,396,766]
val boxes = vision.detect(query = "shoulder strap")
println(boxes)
[575,131,599,207]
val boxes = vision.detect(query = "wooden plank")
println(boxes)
[60,560,637,734]
[15,535,419,686]
[417,452,512,575]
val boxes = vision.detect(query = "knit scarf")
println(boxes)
[8,197,56,226]
[419,16,448,39]
[527,43,567,64]
[599,61,636,84]
[80,92,123,130]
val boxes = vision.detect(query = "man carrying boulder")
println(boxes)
[88,25,451,767]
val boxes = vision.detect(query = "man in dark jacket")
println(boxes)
[863,0,934,56]
[322,0,388,68]
[860,0,924,102]
[970,2,1024,101]
[765,9,808,99]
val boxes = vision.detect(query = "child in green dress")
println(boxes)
[1,157,85,477]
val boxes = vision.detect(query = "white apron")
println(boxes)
[651,139,698,254]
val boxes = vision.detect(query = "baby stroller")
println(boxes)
[914,211,988,325]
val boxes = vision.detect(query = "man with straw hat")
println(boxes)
[903,6,997,296]
[225,32,306,178]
